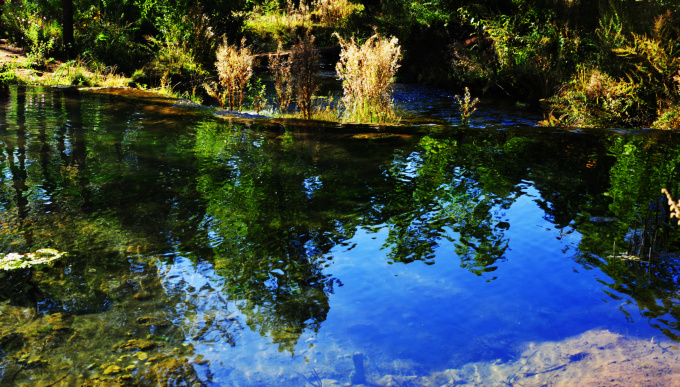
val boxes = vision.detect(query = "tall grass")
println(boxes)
[205,37,254,111]
[335,33,401,123]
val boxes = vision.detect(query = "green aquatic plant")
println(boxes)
[453,87,480,124]
[0,249,67,270]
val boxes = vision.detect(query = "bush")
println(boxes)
[76,21,153,74]
[654,105,680,130]
[148,38,206,81]
[335,32,401,123]
[0,62,19,85]
[483,12,582,101]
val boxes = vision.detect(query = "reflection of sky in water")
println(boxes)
[157,185,660,385]
[303,176,322,199]
[1,85,676,386]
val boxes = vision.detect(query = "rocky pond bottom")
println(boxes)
[1,85,680,385]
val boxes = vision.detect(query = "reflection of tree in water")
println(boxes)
[194,122,347,352]
[377,136,510,275]
[575,135,680,341]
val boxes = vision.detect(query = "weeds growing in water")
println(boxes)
[205,37,254,111]
[290,31,319,119]
[453,87,480,124]
[335,33,401,123]
[269,43,294,114]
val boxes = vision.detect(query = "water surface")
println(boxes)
[0,85,679,385]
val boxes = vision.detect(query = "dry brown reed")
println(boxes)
[269,43,293,114]
[662,188,680,225]
[206,37,254,111]
[290,31,319,119]
[335,33,401,123]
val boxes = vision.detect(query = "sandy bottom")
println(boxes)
[319,329,680,386]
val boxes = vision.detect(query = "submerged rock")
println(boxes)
[589,216,619,223]
[112,339,159,352]
[0,333,25,358]
[148,356,204,386]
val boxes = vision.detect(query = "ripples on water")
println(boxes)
[0,85,680,385]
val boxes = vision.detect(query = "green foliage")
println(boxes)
[0,62,19,85]
[76,20,154,73]
[242,0,364,50]
[312,0,364,27]
[482,10,582,100]
[545,68,643,127]
[654,104,680,130]
[547,9,680,128]
[247,77,267,112]
[147,38,206,80]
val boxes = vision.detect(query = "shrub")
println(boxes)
[654,105,680,130]
[335,33,401,123]
[0,62,19,85]
[290,31,319,119]
[207,37,254,111]
[148,38,206,81]
[76,21,153,74]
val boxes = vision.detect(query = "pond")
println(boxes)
[1,85,680,386]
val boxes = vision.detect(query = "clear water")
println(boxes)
[0,85,679,386]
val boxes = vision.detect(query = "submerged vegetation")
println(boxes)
[0,249,67,270]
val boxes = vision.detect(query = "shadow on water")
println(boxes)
[0,85,680,385]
